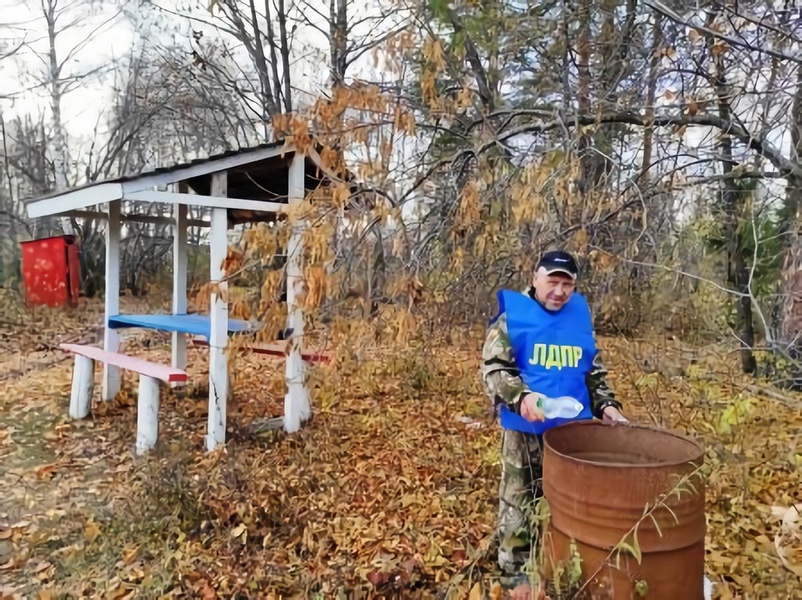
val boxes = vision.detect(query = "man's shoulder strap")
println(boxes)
[564,291,593,326]
[489,288,528,325]
[568,290,590,309]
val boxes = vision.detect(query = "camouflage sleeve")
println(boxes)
[481,312,530,413]
[586,351,623,419]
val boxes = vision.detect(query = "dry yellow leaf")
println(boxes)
[84,520,100,543]
[122,545,140,566]
[772,504,802,576]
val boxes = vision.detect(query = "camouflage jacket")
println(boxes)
[481,286,622,420]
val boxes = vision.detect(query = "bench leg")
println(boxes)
[69,355,95,419]
[170,331,187,389]
[136,374,159,455]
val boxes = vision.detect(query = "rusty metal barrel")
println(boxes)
[542,421,706,599]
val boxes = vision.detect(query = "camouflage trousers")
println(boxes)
[497,429,544,573]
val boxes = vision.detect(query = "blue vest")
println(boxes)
[493,289,597,434]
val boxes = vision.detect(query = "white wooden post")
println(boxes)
[284,152,311,433]
[206,172,229,451]
[69,355,94,419]
[136,374,159,455]
[102,199,121,401]
[172,201,188,377]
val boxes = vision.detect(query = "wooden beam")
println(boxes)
[62,210,209,228]
[172,200,188,375]
[25,182,123,219]
[102,200,121,401]
[127,214,209,228]
[206,172,229,452]
[62,210,108,220]
[284,151,311,434]
[124,190,286,214]
[121,143,293,193]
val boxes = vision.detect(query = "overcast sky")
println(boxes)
[0,0,134,130]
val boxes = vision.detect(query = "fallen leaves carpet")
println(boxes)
[0,304,800,598]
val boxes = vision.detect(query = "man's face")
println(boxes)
[532,268,575,311]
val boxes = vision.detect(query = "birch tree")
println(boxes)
[1,0,126,235]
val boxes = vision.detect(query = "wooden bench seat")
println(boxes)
[59,343,188,455]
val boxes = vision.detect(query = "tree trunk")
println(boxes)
[277,0,293,113]
[711,20,756,374]
[329,0,348,85]
[45,0,75,236]
[640,13,662,186]
[576,0,592,198]
[778,64,802,373]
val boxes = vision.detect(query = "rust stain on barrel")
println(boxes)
[542,421,706,599]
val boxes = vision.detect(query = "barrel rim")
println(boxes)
[543,420,706,469]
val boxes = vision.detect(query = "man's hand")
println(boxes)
[603,405,628,423]
[520,393,546,422]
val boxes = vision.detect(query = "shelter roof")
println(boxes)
[24,140,353,223]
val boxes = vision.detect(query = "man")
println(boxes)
[481,250,626,575]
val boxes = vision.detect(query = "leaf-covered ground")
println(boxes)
[0,299,800,598]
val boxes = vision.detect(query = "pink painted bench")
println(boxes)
[59,343,188,455]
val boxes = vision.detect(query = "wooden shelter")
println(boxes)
[24,141,337,452]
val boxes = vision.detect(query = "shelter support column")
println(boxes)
[172,198,188,376]
[102,199,121,401]
[284,152,310,433]
[206,172,229,451]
